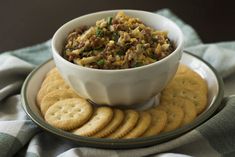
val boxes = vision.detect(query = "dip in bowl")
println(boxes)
[63,11,175,69]
[52,10,184,106]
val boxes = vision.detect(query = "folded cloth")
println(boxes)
[1,9,235,157]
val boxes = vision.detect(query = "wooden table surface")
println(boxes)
[1,0,235,52]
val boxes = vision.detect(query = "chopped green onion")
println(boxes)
[94,46,104,51]
[112,32,119,42]
[107,17,113,25]
[97,59,105,65]
[134,62,143,67]
[116,51,125,56]
[150,53,158,60]
[96,28,104,37]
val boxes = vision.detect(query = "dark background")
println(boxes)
[1,0,235,52]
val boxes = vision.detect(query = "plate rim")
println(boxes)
[21,51,224,149]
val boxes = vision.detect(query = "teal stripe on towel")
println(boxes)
[197,97,235,155]
[0,133,23,157]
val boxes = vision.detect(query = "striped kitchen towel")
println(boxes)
[1,9,235,157]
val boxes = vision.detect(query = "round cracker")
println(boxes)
[142,109,167,137]
[41,73,64,88]
[107,110,139,139]
[93,109,124,138]
[42,67,64,87]
[176,64,207,93]
[46,67,61,77]
[162,85,207,115]
[36,80,70,107]
[40,89,80,116]
[72,107,113,137]
[156,105,184,132]
[123,111,151,139]
[166,75,207,94]
[176,64,197,76]
[45,98,93,131]
[161,97,197,126]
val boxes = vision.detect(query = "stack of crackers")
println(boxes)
[36,64,208,139]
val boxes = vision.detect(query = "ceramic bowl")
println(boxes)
[51,10,184,106]
[21,52,224,149]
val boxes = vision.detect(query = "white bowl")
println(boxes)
[51,10,184,106]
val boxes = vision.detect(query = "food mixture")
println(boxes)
[63,11,175,69]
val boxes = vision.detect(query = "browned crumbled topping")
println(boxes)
[63,11,175,69]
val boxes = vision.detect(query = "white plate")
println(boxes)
[21,51,224,149]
